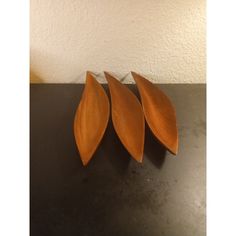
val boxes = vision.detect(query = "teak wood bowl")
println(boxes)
[105,72,145,163]
[74,72,110,165]
[131,72,178,155]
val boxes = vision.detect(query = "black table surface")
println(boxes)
[30,84,206,236]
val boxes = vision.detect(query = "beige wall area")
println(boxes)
[30,0,205,83]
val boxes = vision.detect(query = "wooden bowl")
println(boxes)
[105,72,145,162]
[74,72,110,165]
[131,72,178,155]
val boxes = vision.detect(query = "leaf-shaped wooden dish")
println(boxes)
[74,72,110,165]
[104,72,145,162]
[131,72,178,155]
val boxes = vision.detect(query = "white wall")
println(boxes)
[30,0,205,83]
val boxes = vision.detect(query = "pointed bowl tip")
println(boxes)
[131,71,142,83]
[174,149,178,156]
[86,71,95,81]
[133,152,144,163]
[104,71,115,82]
[170,144,178,155]
[131,71,140,77]
[104,71,115,80]
[104,71,110,76]
[81,158,90,166]
[137,157,143,163]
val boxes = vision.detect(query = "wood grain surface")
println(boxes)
[105,72,145,162]
[132,72,178,155]
[74,72,110,165]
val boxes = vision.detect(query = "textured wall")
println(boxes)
[30,0,205,83]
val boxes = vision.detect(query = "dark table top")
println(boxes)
[30,84,206,236]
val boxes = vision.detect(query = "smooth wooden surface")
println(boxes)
[105,72,145,163]
[74,72,110,165]
[31,84,206,236]
[132,72,178,155]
